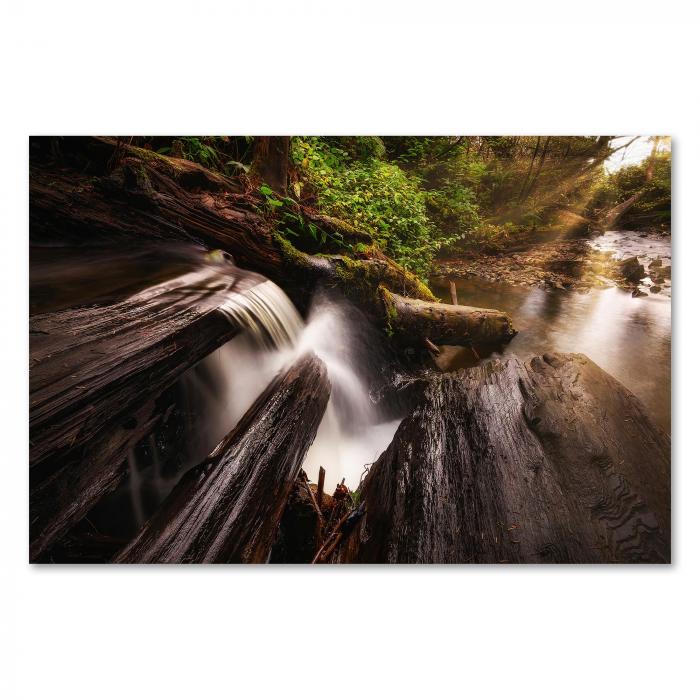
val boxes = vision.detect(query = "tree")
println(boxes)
[251,136,290,194]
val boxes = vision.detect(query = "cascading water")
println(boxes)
[118,251,401,529]
[179,286,400,494]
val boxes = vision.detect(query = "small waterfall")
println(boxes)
[205,287,401,490]
[218,279,304,348]
[127,265,401,528]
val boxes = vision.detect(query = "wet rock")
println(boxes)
[649,256,663,269]
[632,288,648,298]
[650,285,662,294]
[658,265,671,280]
[618,256,645,282]
[546,258,585,275]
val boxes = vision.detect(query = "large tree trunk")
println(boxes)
[29,266,258,560]
[251,136,290,195]
[30,136,517,350]
[339,353,670,564]
[114,353,330,563]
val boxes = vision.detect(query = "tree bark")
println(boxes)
[114,353,331,563]
[30,136,515,351]
[523,135,551,199]
[251,136,290,195]
[29,267,257,560]
[382,288,517,347]
[339,353,670,564]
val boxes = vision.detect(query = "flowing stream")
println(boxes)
[431,230,671,433]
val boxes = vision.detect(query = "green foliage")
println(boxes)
[589,152,671,228]
[176,137,221,168]
[159,136,254,177]
[146,135,670,284]
[291,137,459,280]
[259,184,348,251]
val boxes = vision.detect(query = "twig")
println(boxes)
[316,466,325,511]
[312,502,366,564]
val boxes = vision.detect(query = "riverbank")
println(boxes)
[433,230,671,295]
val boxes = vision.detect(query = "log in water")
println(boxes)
[115,353,330,563]
[30,262,302,560]
[339,353,670,564]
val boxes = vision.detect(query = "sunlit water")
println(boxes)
[431,231,671,433]
[588,229,672,297]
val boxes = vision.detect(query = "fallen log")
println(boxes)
[381,288,517,347]
[114,353,330,563]
[29,266,253,560]
[30,136,516,349]
[339,353,670,564]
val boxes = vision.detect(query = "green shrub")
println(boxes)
[291,137,457,279]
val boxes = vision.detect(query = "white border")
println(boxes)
[2,3,699,699]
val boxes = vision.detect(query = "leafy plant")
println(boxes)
[290,137,457,280]
[258,184,348,251]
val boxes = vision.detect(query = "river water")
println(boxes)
[431,231,671,433]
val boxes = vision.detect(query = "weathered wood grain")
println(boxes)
[382,288,517,347]
[341,353,670,564]
[114,353,330,564]
[29,268,252,559]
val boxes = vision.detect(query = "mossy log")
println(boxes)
[29,267,252,560]
[381,288,517,347]
[114,353,330,564]
[30,136,514,348]
[339,353,670,564]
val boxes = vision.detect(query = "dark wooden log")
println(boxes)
[269,473,323,563]
[29,137,286,279]
[29,267,254,560]
[30,137,515,350]
[340,353,670,564]
[382,288,517,348]
[114,353,331,563]
[30,267,243,467]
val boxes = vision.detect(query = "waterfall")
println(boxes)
[126,262,401,528]
[218,279,304,348]
[205,283,401,491]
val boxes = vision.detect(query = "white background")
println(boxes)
[1,2,698,698]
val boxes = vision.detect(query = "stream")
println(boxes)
[431,230,671,433]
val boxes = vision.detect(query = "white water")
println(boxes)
[198,288,400,492]
[127,277,400,527]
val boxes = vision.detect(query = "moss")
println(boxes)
[273,232,313,269]
[130,145,184,171]
[380,286,398,337]
[322,215,367,238]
